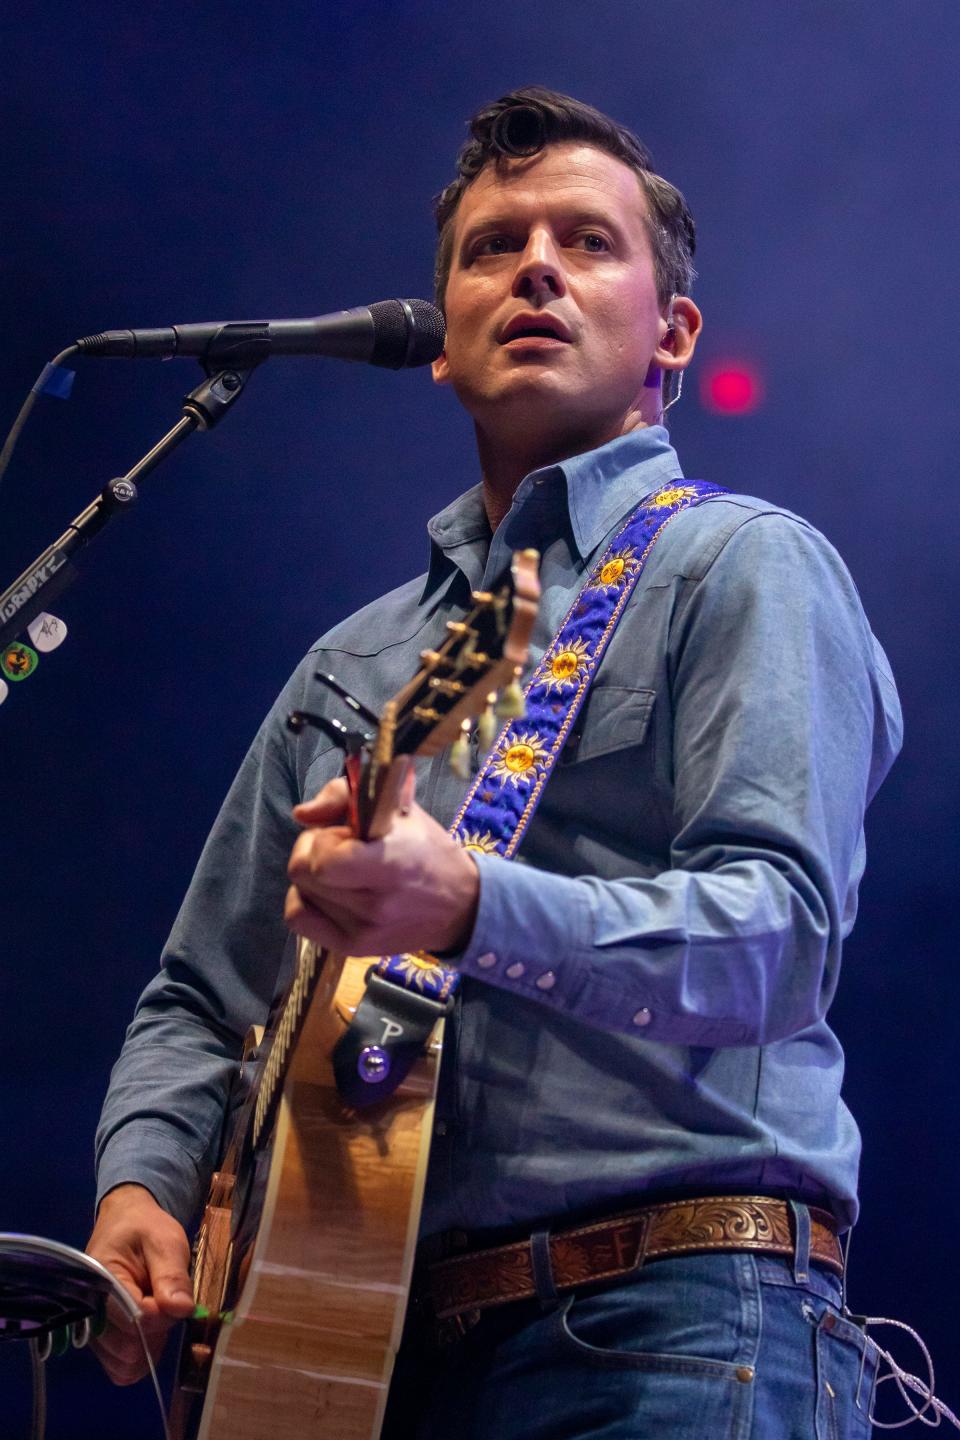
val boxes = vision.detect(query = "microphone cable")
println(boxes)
[0,346,78,498]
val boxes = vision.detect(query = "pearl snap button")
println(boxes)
[535,971,556,990]
[505,962,525,979]
[631,1007,653,1027]
[476,952,498,969]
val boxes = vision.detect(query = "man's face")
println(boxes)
[433,142,677,449]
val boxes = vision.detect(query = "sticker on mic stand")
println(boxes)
[1,642,39,681]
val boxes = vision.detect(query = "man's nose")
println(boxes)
[512,230,567,302]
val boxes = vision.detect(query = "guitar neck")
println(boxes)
[226,549,540,1166]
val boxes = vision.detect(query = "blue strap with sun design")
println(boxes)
[374,479,728,1007]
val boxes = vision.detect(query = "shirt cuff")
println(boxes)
[458,850,592,1005]
[96,1122,203,1230]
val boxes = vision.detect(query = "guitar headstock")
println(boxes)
[289,550,540,839]
[348,548,540,838]
[390,546,540,758]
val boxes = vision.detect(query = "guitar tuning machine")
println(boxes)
[449,719,472,778]
[477,693,498,753]
[495,667,525,719]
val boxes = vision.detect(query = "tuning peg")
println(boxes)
[477,692,498,753]
[494,668,525,719]
[449,718,472,778]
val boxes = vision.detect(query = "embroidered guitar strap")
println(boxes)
[333,479,728,1105]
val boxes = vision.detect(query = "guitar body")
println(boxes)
[172,942,443,1440]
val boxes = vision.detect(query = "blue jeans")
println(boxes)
[384,1247,878,1439]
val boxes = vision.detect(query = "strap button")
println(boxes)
[631,1007,653,1027]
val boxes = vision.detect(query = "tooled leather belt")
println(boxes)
[426,1195,843,1323]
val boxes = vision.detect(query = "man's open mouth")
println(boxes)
[499,315,572,344]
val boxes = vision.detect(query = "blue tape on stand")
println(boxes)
[33,364,76,399]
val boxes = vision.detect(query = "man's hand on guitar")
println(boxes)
[86,1183,195,1386]
[285,775,480,957]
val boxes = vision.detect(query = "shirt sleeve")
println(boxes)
[94,663,317,1229]
[457,511,903,1046]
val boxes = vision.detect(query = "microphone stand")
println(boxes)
[0,362,259,652]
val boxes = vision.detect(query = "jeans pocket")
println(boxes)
[815,1311,878,1440]
[551,1287,751,1381]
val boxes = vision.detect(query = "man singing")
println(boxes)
[88,87,901,1437]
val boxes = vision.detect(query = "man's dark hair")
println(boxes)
[433,86,697,312]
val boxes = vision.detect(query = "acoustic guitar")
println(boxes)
[169,549,540,1440]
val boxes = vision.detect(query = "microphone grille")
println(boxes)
[368,299,446,368]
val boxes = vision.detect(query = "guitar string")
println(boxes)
[250,588,509,1149]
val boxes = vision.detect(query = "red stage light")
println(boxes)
[700,362,764,416]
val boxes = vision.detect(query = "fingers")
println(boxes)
[86,1185,194,1387]
[292,775,351,826]
[141,1227,194,1318]
[284,884,355,953]
[284,767,477,956]
[91,1310,170,1387]
[90,1288,178,1386]
[287,825,383,893]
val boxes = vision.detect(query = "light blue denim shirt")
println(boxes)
[96,426,902,1236]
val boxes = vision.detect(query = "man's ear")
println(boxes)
[432,350,451,386]
[652,296,702,375]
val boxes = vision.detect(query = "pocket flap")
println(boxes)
[563,686,656,765]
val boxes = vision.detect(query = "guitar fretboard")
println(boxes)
[252,942,321,1151]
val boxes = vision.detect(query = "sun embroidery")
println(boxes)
[456,828,500,855]
[391,952,446,993]
[488,729,550,788]
[543,635,591,694]
[590,544,641,591]
[647,483,699,510]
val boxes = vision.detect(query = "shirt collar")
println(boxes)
[422,482,491,599]
[421,426,683,600]
[555,424,684,558]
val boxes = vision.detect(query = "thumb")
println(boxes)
[142,1229,194,1317]
[293,775,351,826]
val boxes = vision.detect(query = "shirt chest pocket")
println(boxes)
[560,685,657,765]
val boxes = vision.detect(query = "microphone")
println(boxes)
[75,298,445,370]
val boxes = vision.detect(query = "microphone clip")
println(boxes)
[184,363,259,432]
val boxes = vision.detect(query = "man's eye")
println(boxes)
[575,233,610,252]
[475,236,514,256]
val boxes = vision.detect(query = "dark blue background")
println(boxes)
[2,3,957,1433]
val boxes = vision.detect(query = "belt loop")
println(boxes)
[529,1229,559,1310]
[790,1199,811,1284]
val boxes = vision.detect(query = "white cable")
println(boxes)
[865,1316,960,1431]
[660,367,684,417]
[132,1309,173,1440]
